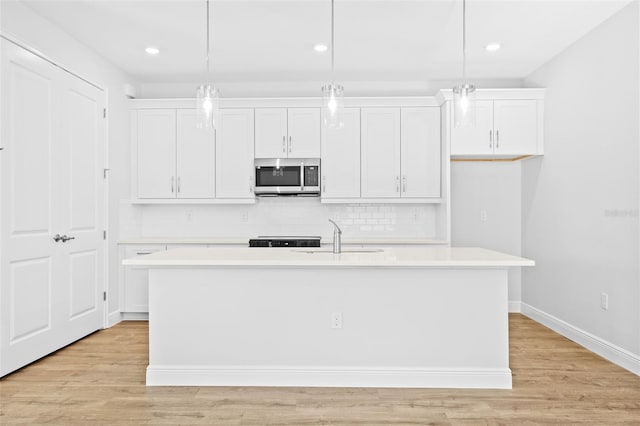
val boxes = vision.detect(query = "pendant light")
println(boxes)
[453,0,476,127]
[196,0,219,129]
[321,0,344,129]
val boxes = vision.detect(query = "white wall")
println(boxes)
[451,162,522,306]
[120,200,441,243]
[1,2,137,319]
[522,1,639,357]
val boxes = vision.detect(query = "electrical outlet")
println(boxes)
[480,210,488,222]
[331,312,343,329]
[600,293,609,310]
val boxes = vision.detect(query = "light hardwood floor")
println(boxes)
[1,314,639,425]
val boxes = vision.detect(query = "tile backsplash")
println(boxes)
[120,198,439,241]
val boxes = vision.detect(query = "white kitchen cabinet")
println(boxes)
[255,108,320,158]
[361,108,401,198]
[321,108,361,199]
[123,246,166,313]
[254,108,287,158]
[137,109,176,198]
[451,99,539,156]
[216,108,255,199]
[176,110,216,198]
[401,107,441,198]
[361,107,441,200]
[136,109,215,199]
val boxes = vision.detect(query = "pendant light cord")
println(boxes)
[462,0,466,83]
[206,0,211,76]
[331,0,335,82]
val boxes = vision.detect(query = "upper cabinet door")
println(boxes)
[401,108,441,198]
[176,109,215,198]
[493,100,538,155]
[321,108,361,199]
[361,108,401,198]
[216,109,255,199]
[450,100,494,156]
[255,108,287,158]
[287,108,320,158]
[137,109,176,198]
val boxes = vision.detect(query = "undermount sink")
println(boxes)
[292,248,384,254]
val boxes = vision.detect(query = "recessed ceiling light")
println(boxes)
[485,43,501,52]
[314,44,328,53]
[145,46,160,56]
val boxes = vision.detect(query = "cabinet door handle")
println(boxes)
[402,176,407,193]
[136,252,153,256]
[489,130,493,148]
[177,177,181,193]
[249,175,253,193]
[496,130,500,149]
[282,136,286,153]
[171,176,175,193]
[288,136,292,153]
[396,176,400,193]
[322,175,326,193]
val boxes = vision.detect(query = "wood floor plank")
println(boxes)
[1,314,639,425]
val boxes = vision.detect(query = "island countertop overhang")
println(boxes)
[122,246,534,268]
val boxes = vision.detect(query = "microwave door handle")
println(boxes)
[300,163,304,191]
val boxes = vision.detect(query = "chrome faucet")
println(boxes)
[328,219,342,254]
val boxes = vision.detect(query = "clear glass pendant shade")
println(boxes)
[196,84,219,129]
[453,83,476,127]
[321,83,344,129]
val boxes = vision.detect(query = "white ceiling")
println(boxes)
[20,0,632,84]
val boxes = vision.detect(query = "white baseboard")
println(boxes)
[521,303,640,376]
[146,365,512,389]
[106,311,122,328]
[121,312,149,321]
[508,301,521,313]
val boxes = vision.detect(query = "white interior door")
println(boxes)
[57,71,105,343]
[0,39,105,377]
[1,39,60,377]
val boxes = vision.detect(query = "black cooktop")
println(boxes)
[248,236,321,248]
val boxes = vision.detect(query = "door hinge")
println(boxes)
[103,108,107,119]
[103,230,107,240]
[103,168,109,179]
[103,291,107,301]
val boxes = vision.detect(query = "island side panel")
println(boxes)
[147,267,510,388]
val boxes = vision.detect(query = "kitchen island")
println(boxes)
[123,246,533,389]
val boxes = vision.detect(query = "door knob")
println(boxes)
[53,234,63,242]
[61,235,75,243]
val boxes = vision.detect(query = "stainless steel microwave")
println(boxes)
[254,158,320,196]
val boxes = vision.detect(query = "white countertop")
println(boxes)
[122,246,534,268]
